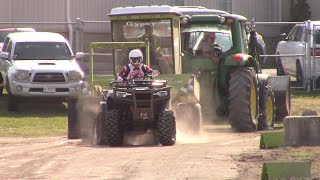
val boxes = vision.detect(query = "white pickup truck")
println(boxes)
[0,32,87,111]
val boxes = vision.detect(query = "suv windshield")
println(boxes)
[13,42,72,60]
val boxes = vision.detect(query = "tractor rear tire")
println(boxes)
[105,109,123,146]
[228,67,258,132]
[175,103,202,134]
[258,85,275,130]
[158,109,176,146]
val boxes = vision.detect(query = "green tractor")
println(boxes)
[179,14,291,131]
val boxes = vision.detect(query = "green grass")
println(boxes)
[0,91,68,137]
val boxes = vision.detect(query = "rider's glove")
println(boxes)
[117,76,123,82]
[151,70,160,77]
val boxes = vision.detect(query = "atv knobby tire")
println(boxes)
[258,85,275,130]
[158,109,176,146]
[228,67,258,132]
[175,103,202,133]
[105,109,123,146]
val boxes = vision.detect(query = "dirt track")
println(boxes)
[0,126,319,179]
[0,125,261,179]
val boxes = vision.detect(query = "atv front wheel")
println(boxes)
[158,109,176,146]
[105,109,123,146]
[228,67,258,132]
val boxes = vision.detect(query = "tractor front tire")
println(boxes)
[158,109,176,146]
[228,67,258,132]
[258,85,275,130]
[105,109,123,147]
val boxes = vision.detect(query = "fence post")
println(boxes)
[75,18,83,53]
[306,20,312,92]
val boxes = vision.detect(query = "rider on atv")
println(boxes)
[116,49,160,81]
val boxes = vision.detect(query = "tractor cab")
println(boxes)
[108,6,182,75]
[180,14,254,73]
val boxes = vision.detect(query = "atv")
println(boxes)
[96,74,176,146]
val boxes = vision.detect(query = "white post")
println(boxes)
[306,20,312,92]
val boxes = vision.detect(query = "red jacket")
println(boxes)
[117,63,153,80]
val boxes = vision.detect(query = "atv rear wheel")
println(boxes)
[175,103,202,134]
[228,67,258,132]
[158,109,176,146]
[105,109,123,146]
[258,85,275,130]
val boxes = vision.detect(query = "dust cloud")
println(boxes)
[77,96,101,145]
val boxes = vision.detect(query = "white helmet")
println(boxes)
[129,49,143,64]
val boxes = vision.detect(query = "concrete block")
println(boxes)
[284,116,320,146]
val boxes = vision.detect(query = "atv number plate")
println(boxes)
[141,112,148,119]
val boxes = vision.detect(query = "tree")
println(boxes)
[281,0,312,34]
[290,0,311,21]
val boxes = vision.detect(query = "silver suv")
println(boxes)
[0,32,87,111]
[276,21,320,87]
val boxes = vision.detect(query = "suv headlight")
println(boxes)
[68,70,84,81]
[14,70,30,81]
[154,91,168,97]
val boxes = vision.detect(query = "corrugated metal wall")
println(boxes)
[0,0,293,31]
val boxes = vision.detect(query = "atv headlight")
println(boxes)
[14,70,30,81]
[152,80,167,87]
[68,70,84,81]
[154,91,168,97]
[116,91,131,98]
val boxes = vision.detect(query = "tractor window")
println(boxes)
[182,31,233,55]
[112,20,174,74]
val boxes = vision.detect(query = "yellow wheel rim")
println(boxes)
[266,95,274,126]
